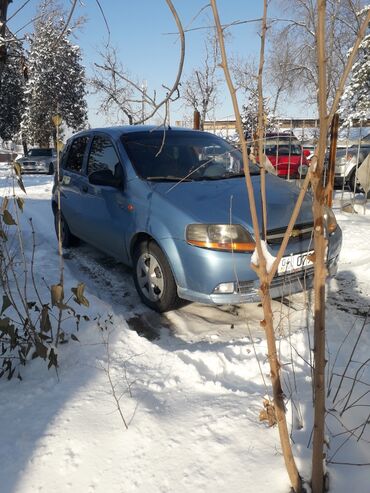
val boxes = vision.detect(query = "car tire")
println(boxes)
[133,240,180,312]
[54,211,79,248]
[48,163,54,175]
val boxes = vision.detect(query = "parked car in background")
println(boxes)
[334,134,370,190]
[263,133,309,179]
[52,126,342,312]
[16,148,57,175]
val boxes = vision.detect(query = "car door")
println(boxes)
[60,134,91,238]
[78,133,133,261]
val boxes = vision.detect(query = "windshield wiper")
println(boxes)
[146,176,192,182]
[190,172,247,181]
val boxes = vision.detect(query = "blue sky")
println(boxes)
[8,1,309,126]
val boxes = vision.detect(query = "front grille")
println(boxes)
[236,266,314,294]
[266,222,314,244]
[271,266,314,288]
[22,161,36,166]
[236,280,256,294]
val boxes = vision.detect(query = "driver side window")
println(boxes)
[87,136,120,176]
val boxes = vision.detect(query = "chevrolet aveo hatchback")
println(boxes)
[52,126,342,312]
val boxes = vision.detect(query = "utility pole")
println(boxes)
[193,110,200,130]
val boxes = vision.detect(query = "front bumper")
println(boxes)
[170,226,342,306]
[177,254,340,304]
[18,161,51,173]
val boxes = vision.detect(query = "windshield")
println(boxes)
[27,148,53,157]
[121,130,260,181]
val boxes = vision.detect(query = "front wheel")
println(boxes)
[133,241,180,312]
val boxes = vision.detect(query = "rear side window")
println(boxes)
[87,135,120,175]
[65,136,89,173]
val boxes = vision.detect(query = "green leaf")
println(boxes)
[1,295,12,314]
[2,210,16,226]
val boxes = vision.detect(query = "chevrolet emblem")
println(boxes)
[290,229,301,238]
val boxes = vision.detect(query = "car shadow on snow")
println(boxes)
[327,269,370,318]
[65,240,310,344]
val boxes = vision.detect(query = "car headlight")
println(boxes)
[186,224,255,252]
[323,206,337,234]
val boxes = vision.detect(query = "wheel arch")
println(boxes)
[129,232,186,287]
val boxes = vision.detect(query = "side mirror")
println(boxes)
[89,169,122,188]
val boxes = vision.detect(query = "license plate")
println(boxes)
[278,251,314,275]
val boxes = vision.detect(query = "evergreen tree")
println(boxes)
[0,34,25,141]
[241,92,274,140]
[340,32,370,126]
[22,3,87,146]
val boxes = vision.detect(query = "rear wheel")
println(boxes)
[133,240,180,312]
[54,210,79,248]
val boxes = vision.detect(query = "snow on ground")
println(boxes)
[0,170,369,493]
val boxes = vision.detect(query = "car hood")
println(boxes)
[150,174,313,233]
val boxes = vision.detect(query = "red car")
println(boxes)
[264,133,309,179]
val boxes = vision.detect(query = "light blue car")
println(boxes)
[52,126,342,312]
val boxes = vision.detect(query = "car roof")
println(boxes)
[69,125,201,141]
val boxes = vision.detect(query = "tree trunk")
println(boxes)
[311,2,328,492]
[210,1,302,491]
[0,0,10,65]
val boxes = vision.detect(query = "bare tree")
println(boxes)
[92,0,184,127]
[270,0,366,109]
[210,0,303,490]
[91,47,139,125]
[183,31,220,130]
[210,0,370,491]
[265,34,297,114]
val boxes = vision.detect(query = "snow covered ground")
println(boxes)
[0,169,369,493]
